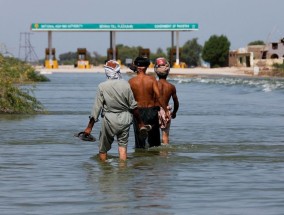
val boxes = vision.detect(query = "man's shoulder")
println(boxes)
[128,75,138,81]
[160,80,176,90]
[113,79,130,86]
[162,79,175,86]
[148,75,156,80]
[129,75,142,84]
[98,80,108,87]
[100,79,127,86]
[140,74,156,82]
[128,76,135,81]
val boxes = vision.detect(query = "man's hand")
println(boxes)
[84,127,92,136]
[165,111,171,121]
[84,116,96,136]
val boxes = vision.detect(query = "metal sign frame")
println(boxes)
[31,23,199,32]
[30,23,199,64]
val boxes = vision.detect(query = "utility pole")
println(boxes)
[18,32,39,64]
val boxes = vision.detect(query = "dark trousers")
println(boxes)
[133,106,161,148]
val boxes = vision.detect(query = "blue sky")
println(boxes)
[1,0,284,59]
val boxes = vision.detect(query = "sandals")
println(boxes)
[74,131,96,142]
[139,125,152,139]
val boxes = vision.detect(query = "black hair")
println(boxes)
[134,56,150,67]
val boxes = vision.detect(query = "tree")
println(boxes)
[181,38,203,67]
[248,40,265,45]
[156,48,164,55]
[150,48,167,63]
[59,51,93,65]
[116,44,139,65]
[92,51,106,65]
[202,35,231,68]
[58,52,77,65]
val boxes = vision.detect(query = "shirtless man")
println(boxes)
[128,56,169,149]
[154,57,179,145]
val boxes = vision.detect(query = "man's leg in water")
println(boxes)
[99,152,107,161]
[118,146,127,161]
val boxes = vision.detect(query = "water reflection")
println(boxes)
[82,149,174,213]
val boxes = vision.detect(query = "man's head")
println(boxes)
[135,56,150,67]
[104,60,122,79]
[129,56,150,73]
[154,57,170,78]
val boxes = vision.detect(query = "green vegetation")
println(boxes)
[58,44,168,65]
[0,54,49,114]
[271,63,284,77]
[202,35,230,68]
[150,48,167,62]
[58,40,203,67]
[248,40,265,45]
[114,44,140,64]
[180,38,203,67]
[59,51,78,65]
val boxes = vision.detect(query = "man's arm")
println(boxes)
[131,107,145,128]
[152,78,168,112]
[84,116,96,135]
[171,86,179,119]
[84,88,103,135]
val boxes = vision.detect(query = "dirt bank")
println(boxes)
[35,65,255,77]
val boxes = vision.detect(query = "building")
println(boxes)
[229,48,253,67]
[229,38,284,68]
[265,38,284,59]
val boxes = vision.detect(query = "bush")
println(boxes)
[0,82,44,113]
[0,55,49,114]
[271,63,284,77]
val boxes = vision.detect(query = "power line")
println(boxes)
[18,32,39,64]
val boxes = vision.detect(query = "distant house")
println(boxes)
[247,45,266,59]
[265,38,284,59]
[229,49,253,67]
[229,38,284,67]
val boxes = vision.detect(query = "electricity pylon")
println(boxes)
[18,32,39,64]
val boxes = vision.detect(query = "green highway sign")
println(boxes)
[31,23,199,31]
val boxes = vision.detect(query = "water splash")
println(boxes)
[169,76,284,92]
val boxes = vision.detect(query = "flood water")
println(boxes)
[1,72,284,215]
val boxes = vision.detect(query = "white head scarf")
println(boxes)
[104,60,122,79]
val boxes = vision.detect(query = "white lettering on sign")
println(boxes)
[99,24,111,29]
[154,24,172,29]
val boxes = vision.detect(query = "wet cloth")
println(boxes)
[90,79,137,153]
[133,106,161,149]
[158,106,172,132]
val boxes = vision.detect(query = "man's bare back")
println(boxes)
[129,72,159,108]
[153,57,179,119]
[157,79,179,118]
[129,67,168,111]
[128,56,169,148]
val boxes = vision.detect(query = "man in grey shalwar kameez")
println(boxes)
[84,60,147,161]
